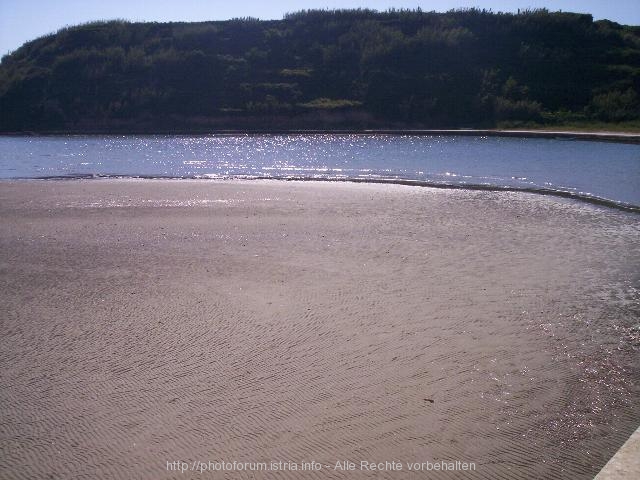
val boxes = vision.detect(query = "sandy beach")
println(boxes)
[1,179,638,479]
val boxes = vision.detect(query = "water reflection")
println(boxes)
[1,134,638,206]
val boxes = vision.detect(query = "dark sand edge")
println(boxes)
[5,176,640,214]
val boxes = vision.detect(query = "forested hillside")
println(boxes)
[1,8,639,132]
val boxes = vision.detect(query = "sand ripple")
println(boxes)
[1,180,638,479]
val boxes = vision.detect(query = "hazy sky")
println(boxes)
[1,0,639,56]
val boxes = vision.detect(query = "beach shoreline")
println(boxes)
[1,179,638,479]
[1,128,639,144]
[10,177,639,214]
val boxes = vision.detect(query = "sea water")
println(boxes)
[1,134,638,207]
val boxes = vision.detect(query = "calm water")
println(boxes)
[1,134,639,206]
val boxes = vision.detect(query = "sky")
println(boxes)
[1,0,639,56]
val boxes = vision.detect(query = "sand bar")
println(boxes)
[0,179,638,479]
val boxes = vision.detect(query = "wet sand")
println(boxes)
[1,179,638,479]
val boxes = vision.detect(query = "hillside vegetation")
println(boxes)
[1,8,639,132]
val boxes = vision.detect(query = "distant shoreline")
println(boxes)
[2,129,639,144]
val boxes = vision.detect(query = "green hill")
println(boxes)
[1,8,639,132]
